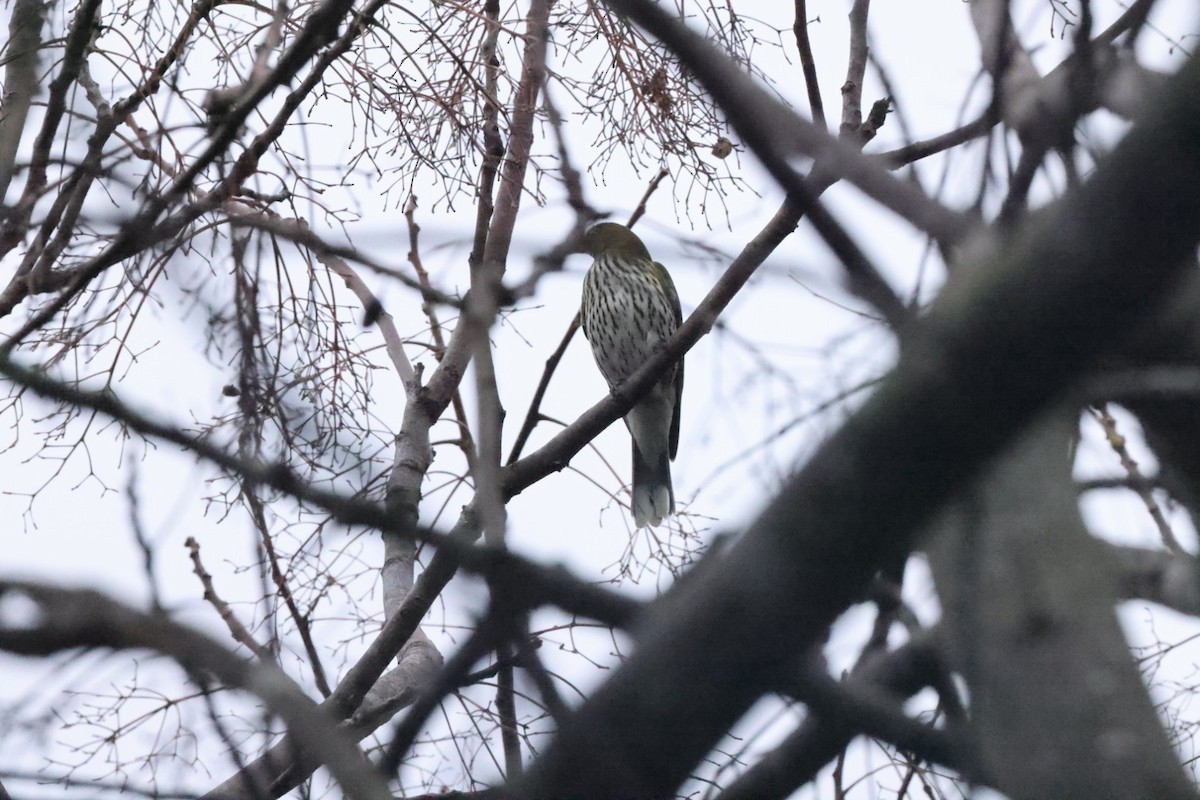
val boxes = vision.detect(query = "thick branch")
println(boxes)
[716,632,950,800]
[601,0,969,247]
[928,410,1192,797]
[1113,543,1200,615]
[0,0,47,204]
[839,0,870,136]
[510,52,1200,799]
[0,356,639,631]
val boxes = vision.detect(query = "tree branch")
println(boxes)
[0,581,393,800]
[600,0,970,248]
[510,51,1200,800]
[792,0,826,128]
[716,631,953,800]
[0,0,48,205]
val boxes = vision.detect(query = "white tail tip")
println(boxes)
[633,484,672,528]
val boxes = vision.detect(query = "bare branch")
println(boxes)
[505,315,582,466]
[1089,405,1188,555]
[792,0,826,128]
[0,0,47,204]
[600,0,971,247]
[14,0,101,214]
[626,168,670,229]
[0,580,394,800]
[928,408,1191,797]
[840,0,870,137]
[511,51,1200,800]
[184,536,273,662]
[0,356,641,628]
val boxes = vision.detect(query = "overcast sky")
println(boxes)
[3,1,1199,797]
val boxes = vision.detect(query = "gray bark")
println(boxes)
[511,49,1200,800]
[928,410,1192,798]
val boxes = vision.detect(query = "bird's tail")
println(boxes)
[631,440,674,528]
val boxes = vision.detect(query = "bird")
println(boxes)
[579,222,683,528]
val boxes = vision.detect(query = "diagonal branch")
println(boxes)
[510,51,1200,800]
[601,0,969,247]
[716,631,952,800]
[0,356,641,631]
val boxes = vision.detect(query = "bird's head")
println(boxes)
[580,222,653,262]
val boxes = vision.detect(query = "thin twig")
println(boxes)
[506,315,581,465]
[1089,405,1187,555]
[542,75,592,216]
[246,489,334,697]
[600,0,971,248]
[626,168,670,229]
[126,464,164,614]
[403,194,475,463]
[186,537,274,661]
[0,357,642,629]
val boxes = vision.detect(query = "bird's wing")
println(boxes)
[653,261,684,460]
[579,274,590,340]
